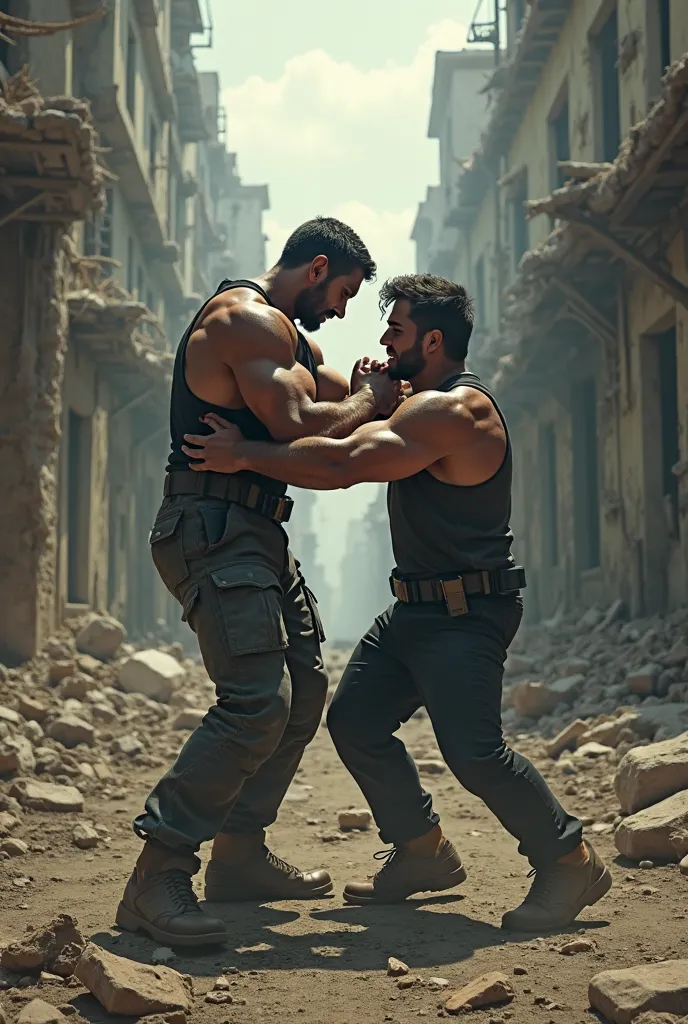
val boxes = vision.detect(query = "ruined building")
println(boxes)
[416,0,688,624]
[0,1,268,664]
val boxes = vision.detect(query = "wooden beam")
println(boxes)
[552,277,617,344]
[559,207,688,312]
[611,108,688,224]
[0,175,77,190]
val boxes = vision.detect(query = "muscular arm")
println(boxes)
[307,336,351,403]
[186,393,473,490]
[206,304,383,441]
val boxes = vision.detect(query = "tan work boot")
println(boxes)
[343,837,467,905]
[116,843,227,947]
[501,841,612,932]
[205,833,333,902]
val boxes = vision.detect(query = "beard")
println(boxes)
[293,280,332,332]
[387,336,426,381]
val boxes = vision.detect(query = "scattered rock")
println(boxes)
[72,824,99,850]
[680,854,688,876]
[546,720,589,759]
[17,999,66,1024]
[429,978,450,991]
[171,709,205,731]
[398,975,422,990]
[48,661,77,685]
[574,741,614,760]
[75,616,125,661]
[578,712,640,750]
[627,665,661,696]
[615,790,688,861]
[0,707,21,726]
[112,734,143,758]
[513,965,528,975]
[151,949,176,966]
[589,959,688,1023]
[59,675,98,701]
[444,972,515,1014]
[615,732,688,814]
[640,860,655,870]
[118,650,185,703]
[46,717,95,749]
[137,1014,186,1024]
[9,780,84,813]
[75,943,193,1015]
[0,838,28,857]
[512,682,559,718]
[0,915,85,977]
[0,812,21,837]
[504,654,536,677]
[559,938,596,955]
[416,759,447,775]
[17,698,48,723]
[0,737,36,776]
[338,809,373,831]
[387,958,409,977]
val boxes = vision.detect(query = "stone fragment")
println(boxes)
[596,598,626,631]
[614,791,688,862]
[171,709,205,730]
[615,732,688,814]
[416,759,447,775]
[138,1014,186,1024]
[387,957,409,977]
[398,975,422,990]
[588,959,688,1023]
[0,812,21,836]
[546,720,589,759]
[72,824,99,850]
[338,809,373,831]
[680,854,688,876]
[504,653,536,677]
[0,737,36,775]
[512,682,557,718]
[9,780,84,813]
[76,654,102,677]
[118,650,185,703]
[75,943,192,1015]
[634,1013,686,1024]
[628,665,661,696]
[112,734,143,757]
[48,661,76,684]
[23,721,43,744]
[46,717,94,749]
[548,674,586,705]
[17,698,48,723]
[578,712,640,750]
[75,615,125,661]
[663,640,688,667]
[59,675,98,701]
[92,763,114,782]
[0,838,28,857]
[18,999,65,1024]
[151,949,176,966]
[574,741,614,760]
[559,938,596,955]
[640,860,655,869]
[78,763,95,780]
[0,915,85,977]
[0,707,21,726]
[429,978,450,991]
[444,972,515,1014]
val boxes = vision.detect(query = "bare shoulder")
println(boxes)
[200,289,297,354]
[391,388,474,427]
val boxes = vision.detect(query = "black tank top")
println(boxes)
[166,279,318,496]
[388,372,514,577]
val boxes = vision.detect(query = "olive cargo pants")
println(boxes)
[133,494,328,855]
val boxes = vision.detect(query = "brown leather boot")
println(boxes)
[116,843,227,947]
[501,842,612,932]
[343,837,467,905]
[205,833,333,902]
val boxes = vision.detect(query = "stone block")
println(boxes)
[615,731,688,814]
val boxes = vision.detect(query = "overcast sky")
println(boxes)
[196,1,482,583]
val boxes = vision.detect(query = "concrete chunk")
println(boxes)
[46,716,95,749]
[0,736,36,776]
[9,779,84,813]
[75,615,125,661]
[444,971,515,1014]
[75,943,193,1015]
[546,719,589,759]
[118,650,186,703]
[614,790,688,862]
[589,959,688,1023]
[615,731,688,814]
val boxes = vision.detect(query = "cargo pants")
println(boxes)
[133,494,329,856]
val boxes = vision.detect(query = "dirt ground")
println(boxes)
[1,704,687,1024]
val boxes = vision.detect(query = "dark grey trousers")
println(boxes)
[327,594,583,868]
[134,494,328,855]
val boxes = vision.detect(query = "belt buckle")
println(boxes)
[441,577,468,616]
[393,577,409,602]
[274,497,287,521]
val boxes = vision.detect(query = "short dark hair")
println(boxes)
[278,216,376,281]
[379,274,474,361]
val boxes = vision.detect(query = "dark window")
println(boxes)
[658,327,679,536]
[513,0,526,29]
[595,8,621,162]
[84,188,113,260]
[541,423,559,567]
[552,98,570,189]
[67,411,90,604]
[659,0,671,74]
[572,377,601,570]
[474,255,485,327]
[126,26,137,121]
[149,118,158,185]
[512,173,529,268]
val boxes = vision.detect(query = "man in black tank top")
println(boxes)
[186,274,612,933]
[118,218,401,948]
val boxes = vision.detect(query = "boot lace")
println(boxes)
[163,870,201,914]
[372,846,406,881]
[265,847,302,880]
[522,864,565,906]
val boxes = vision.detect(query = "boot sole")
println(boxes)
[342,863,468,906]
[501,865,613,932]
[204,878,335,903]
[115,902,227,948]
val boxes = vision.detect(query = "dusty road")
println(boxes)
[1,688,686,1024]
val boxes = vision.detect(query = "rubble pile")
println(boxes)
[505,602,688,863]
[0,612,215,856]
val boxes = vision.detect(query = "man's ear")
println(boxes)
[425,329,443,354]
[310,255,329,282]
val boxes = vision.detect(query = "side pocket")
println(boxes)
[303,584,326,644]
[210,564,289,657]
[149,510,189,595]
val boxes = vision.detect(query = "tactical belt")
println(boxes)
[163,470,293,523]
[390,566,526,617]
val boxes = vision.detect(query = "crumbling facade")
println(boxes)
[0,1,269,664]
[419,0,688,624]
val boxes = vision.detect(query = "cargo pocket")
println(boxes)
[149,510,189,595]
[210,564,289,656]
[303,584,326,644]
